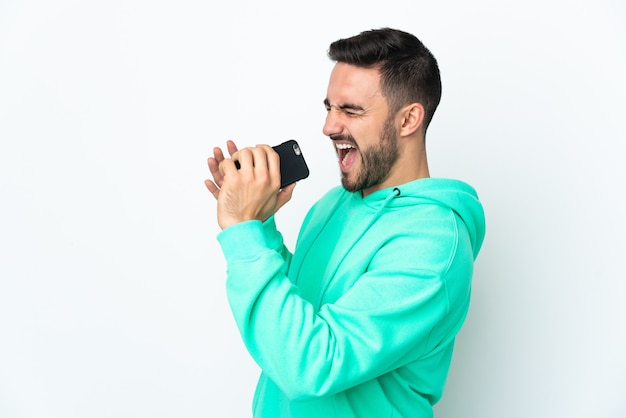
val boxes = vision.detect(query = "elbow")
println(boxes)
[270,366,341,402]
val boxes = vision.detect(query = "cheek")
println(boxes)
[356,118,387,142]
[345,123,368,145]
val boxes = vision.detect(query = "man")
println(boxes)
[205,27,485,418]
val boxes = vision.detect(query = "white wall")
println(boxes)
[1,1,624,417]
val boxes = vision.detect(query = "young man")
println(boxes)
[205,27,486,418]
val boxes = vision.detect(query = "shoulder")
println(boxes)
[371,204,470,275]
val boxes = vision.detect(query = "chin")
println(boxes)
[340,175,360,193]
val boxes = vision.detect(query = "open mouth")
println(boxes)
[335,142,357,170]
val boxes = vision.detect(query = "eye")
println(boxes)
[343,108,365,118]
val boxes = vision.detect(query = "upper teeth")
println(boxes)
[336,143,355,150]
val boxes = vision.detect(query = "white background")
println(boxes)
[1,1,625,417]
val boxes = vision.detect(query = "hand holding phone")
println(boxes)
[235,139,310,189]
[206,139,308,229]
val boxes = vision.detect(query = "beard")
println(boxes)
[340,115,400,193]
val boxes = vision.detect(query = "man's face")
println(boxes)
[323,63,400,195]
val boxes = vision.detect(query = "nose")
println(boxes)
[322,109,342,137]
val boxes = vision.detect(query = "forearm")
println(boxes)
[225,267,450,401]
[220,225,453,401]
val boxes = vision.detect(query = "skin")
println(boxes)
[323,62,430,197]
[205,62,430,229]
[204,142,295,230]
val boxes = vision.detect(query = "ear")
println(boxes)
[398,103,425,137]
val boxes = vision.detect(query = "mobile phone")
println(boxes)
[272,139,310,189]
[234,140,310,189]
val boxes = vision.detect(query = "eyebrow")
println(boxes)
[323,98,365,112]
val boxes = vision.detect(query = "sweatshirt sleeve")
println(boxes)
[218,216,292,266]
[217,209,473,401]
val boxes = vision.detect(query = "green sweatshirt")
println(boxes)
[217,178,486,417]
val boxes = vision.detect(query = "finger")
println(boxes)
[262,144,280,177]
[252,145,280,186]
[218,157,239,178]
[213,146,226,163]
[226,140,239,156]
[233,147,249,167]
[275,182,296,211]
[249,147,278,191]
[208,145,228,185]
[204,179,220,200]
[208,156,225,188]
[208,156,220,174]
[251,146,269,170]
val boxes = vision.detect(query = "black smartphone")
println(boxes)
[234,139,310,189]
[272,139,310,188]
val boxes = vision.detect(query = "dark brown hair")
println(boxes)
[328,28,442,130]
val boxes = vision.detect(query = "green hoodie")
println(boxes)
[217,178,486,417]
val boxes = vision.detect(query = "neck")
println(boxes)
[362,146,429,197]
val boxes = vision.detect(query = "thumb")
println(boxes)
[275,183,297,211]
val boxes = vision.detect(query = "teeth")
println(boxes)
[335,143,355,150]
